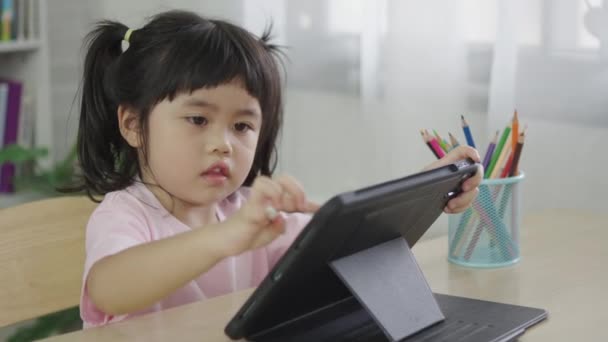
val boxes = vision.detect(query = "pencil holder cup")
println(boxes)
[448,173,524,268]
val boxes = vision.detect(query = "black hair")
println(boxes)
[69,10,285,201]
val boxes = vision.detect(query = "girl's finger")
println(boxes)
[457,145,481,163]
[249,215,286,248]
[251,176,283,208]
[276,175,307,210]
[447,188,479,212]
[443,146,481,164]
[247,177,284,224]
[462,165,483,191]
[304,200,321,212]
[269,213,286,234]
[279,192,300,213]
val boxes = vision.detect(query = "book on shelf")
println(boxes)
[0,77,24,193]
[0,0,38,42]
[0,82,7,143]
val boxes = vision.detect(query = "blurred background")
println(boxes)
[2,0,607,231]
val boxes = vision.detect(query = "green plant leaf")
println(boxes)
[12,143,80,195]
[0,144,48,164]
[7,307,81,341]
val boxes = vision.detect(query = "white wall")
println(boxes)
[96,0,244,27]
[48,0,99,162]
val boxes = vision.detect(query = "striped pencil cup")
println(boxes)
[448,173,524,268]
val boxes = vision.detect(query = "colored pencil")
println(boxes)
[421,129,441,159]
[464,188,515,261]
[485,125,511,178]
[433,130,449,153]
[490,143,511,179]
[424,129,445,158]
[461,115,476,148]
[428,136,446,158]
[448,132,460,148]
[500,152,515,178]
[511,110,519,153]
[444,139,453,151]
[509,131,525,177]
[482,130,499,173]
[420,114,524,263]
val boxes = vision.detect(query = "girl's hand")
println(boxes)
[423,146,483,214]
[219,175,320,256]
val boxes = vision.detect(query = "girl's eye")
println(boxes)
[187,116,207,126]
[234,122,253,132]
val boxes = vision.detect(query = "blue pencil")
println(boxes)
[461,115,476,148]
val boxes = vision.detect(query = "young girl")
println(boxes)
[73,10,482,328]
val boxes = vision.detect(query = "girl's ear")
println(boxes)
[118,105,142,148]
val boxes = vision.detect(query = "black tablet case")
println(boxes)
[225,160,546,341]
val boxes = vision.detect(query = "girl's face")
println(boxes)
[139,79,262,207]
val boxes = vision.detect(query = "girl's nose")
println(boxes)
[207,130,233,156]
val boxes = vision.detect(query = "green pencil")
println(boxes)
[485,125,511,178]
[433,130,449,152]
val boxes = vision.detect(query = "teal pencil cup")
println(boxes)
[448,173,524,268]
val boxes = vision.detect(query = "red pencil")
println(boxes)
[500,152,515,178]
[426,129,446,158]
[421,129,441,159]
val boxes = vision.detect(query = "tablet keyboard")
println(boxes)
[326,317,523,342]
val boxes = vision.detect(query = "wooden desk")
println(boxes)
[45,210,608,341]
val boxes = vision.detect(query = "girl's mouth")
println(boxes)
[201,161,230,185]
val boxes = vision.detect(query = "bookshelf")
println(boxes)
[0,39,39,52]
[0,0,52,208]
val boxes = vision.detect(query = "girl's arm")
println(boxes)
[87,175,318,316]
[86,222,232,315]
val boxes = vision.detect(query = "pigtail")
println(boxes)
[73,21,137,200]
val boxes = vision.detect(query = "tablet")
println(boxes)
[225,159,479,340]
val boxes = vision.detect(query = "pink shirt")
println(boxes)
[80,181,311,327]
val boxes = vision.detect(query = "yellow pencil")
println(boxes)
[490,143,512,179]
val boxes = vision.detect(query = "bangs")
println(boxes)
[140,21,281,113]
